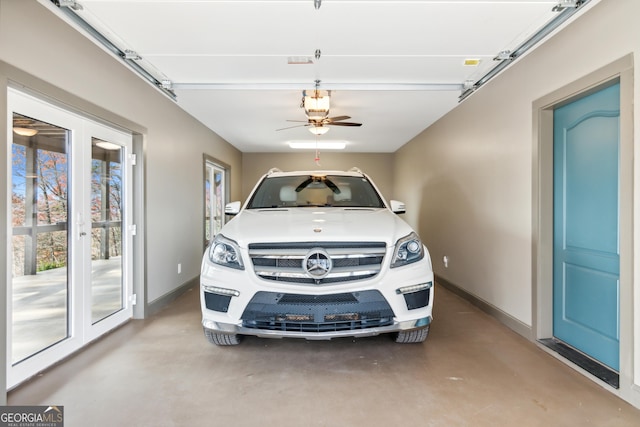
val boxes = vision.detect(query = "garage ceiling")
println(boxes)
[51,0,592,152]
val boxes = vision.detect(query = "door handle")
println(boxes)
[78,213,87,238]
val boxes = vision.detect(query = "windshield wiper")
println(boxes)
[294,176,341,194]
[295,176,314,192]
[324,178,340,194]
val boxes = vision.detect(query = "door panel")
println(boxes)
[553,83,620,370]
[90,138,124,324]
[563,264,619,339]
[10,115,70,365]
[83,123,133,342]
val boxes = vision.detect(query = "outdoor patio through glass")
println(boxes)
[10,114,124,365]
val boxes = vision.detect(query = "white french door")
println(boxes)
[7,88,133,388]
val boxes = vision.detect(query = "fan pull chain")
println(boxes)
[315,134,321,166]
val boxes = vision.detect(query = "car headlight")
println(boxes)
[391,232,424,268]
[208,234,244,270]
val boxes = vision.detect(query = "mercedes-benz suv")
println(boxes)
[200,168,434,345]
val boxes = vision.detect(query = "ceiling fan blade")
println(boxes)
[326,122,362,127]
[276,123,310,131]
[325,115,351,122]
[277,115,360,131]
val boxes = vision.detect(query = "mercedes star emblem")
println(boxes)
[303,248,332,280]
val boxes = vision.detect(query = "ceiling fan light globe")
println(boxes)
[308,126,330,135]
[13,127,38,137]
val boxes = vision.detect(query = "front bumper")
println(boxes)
[202,315,432,341]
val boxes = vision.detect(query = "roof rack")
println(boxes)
[348,167,363,174]
[266,167,283,175]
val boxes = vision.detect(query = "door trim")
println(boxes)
[532,55,635,402]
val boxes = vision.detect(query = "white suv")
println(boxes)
[200,168,434,345]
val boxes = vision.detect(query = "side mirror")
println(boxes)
[225,201,241,216]
[390,200,406,214]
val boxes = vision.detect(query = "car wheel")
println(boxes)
[394,325,430,343]
[204,328,242,346]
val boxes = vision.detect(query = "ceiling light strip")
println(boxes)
[173,83,463,91]
[289,141,345,150]
[52,1,177,100]
[459,0,591,101]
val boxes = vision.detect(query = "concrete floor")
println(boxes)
[9,284,640,426]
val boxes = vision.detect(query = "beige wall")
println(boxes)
[396,0,638,324]
[242,152,395,202]
[394,0,639,405]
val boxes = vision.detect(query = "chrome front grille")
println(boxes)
[248,242,386,285]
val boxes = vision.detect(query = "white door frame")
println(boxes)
[6,88,133,388]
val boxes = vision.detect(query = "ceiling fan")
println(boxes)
[276,115,362,133]
[277,81,362,134]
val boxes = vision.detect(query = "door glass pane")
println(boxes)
[205,162,226,245]
[213,168,224,236]
[11,113,69,364]
[90,138,124,323]
[205,164,212,243]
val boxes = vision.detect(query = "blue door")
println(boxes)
[553,83,620,371]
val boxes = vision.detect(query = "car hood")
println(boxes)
[221,207,415,248]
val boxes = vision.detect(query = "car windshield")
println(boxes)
[247,175,386,209]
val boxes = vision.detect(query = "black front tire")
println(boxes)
[204,328,242,346]
[394,325,430,343]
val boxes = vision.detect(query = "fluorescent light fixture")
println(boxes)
[288,141,346,150]
[13,127,38,137]
[95,141,121,150]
